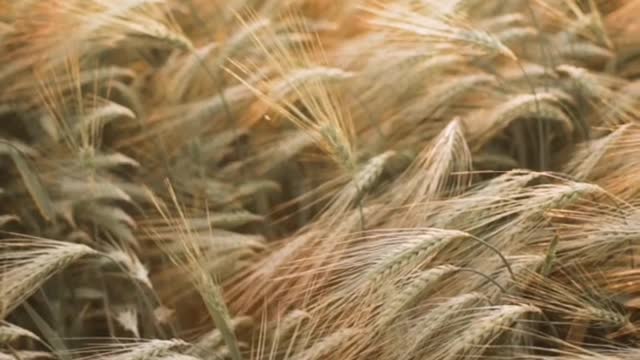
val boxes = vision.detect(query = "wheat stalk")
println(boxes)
[189,316,253,358]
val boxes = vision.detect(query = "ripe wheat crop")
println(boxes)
[2,0,640,359]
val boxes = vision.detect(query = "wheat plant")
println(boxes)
[2,0,640,359]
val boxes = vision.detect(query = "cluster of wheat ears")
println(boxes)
[2,0,640,359]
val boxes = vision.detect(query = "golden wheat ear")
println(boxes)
[0,237,98,319]
[563,124,631,180]
[390,118,473,216]
[67,338,189,360]
[287,328,360,360]
[147,184,243,360]
[516,270,634,342]
[437,304,540,360]
[390,292,488,360]
[363,2,517,60]
[557,64,634,127]
[224,12,357,171]
[0,320,42,346]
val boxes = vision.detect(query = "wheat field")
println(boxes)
[2,1,640,359]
